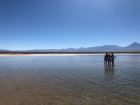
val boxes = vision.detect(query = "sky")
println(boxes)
[0,0,140,50]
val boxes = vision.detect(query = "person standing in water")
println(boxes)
[107,53,112,66]
[104,53,108,65]
[111,53,116,66]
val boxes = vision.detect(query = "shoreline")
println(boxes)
[0,52,140,57]
[0,54,78,57]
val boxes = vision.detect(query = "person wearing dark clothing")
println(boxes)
[107,54,112,66]
[104,53,108,65]
[111,53,116,66]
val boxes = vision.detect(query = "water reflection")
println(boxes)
[104,66,114,75]
[104,66,114,81]
[0,55,140,105]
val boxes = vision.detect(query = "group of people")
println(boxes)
[104,53,116,66]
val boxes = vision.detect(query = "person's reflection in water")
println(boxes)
[104,65,114,76]
[104,66,115,89]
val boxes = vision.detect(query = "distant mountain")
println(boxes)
[0,42,140,52]
[126,42,140,48]
[121,42,140,52]
[0,49,9,52]
[24,42,140,52]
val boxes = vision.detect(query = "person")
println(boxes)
[104,53,108,65]
[107,53,112,66]
[111,53,116,66]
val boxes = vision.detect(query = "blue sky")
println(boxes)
[0,0,140,50]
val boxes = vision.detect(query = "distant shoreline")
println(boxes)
[0,52,140,56]
[0,52,140,54]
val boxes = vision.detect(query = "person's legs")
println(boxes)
[107,60,109,66]
[109,59,112,66]
[108,60,110,66]
[104,59,107,65]
[112,60,114,66]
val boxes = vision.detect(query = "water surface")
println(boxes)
[0,54,140,105]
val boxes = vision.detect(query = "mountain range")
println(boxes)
[1,42,140,52]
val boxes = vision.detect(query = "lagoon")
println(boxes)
[0,54,140,105]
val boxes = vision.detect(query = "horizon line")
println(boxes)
[0,42,140,51]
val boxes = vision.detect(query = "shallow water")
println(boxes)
[0,54,140,105]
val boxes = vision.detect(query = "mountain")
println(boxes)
[0,42,140,52]
[126,42,140,48]
[121,42,140,52]
[25,42,140,52]
[0,49,9,52]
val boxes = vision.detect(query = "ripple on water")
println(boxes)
[0,55,140,105]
